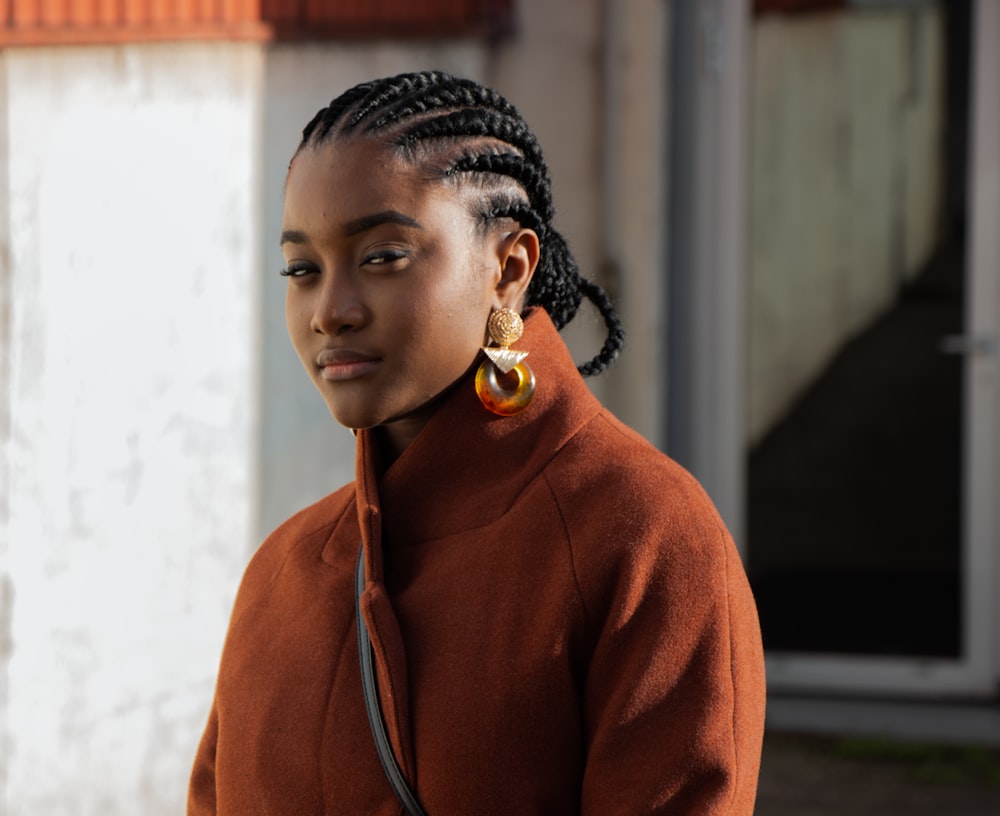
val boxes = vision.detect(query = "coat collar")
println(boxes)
[334,308,603,581]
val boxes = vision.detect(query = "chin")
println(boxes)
[323,400,383,434]
[326,408,365,432]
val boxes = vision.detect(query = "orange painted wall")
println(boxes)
[0,0,514,46]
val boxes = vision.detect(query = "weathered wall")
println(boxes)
[0,48,11,812]
[493,0,668,446]
[0,43,262,815]
[749,6,945,443]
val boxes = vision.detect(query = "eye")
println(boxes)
[363,248,409,268]
[279,261,318,278]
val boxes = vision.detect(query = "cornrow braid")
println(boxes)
[367,82,519,135]
[297,71,625,376]
[394,109,544,167]
[450,153,554,223]
[345,72,444,131]
[578,277,627,377]
[303,81,375,143]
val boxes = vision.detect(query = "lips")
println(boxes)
[316,348,382,382]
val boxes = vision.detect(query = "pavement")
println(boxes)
[755,730,1000,815]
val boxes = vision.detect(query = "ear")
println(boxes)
[493,228,539,311]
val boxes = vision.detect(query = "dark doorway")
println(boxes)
[746,1,970,659]
[748,240,964,657]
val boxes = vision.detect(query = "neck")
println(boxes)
[372,425,406,471]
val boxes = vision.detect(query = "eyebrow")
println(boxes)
[343,210,423,236]
[279,210,423,247]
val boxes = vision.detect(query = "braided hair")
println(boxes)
[295,71,624,376]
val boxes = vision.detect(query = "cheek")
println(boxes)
[443,288,493,350]
[285,293,314,356]
[452,259,499,329]
[415,260,492,331]
[284,295,300,337]
[404,293,489,379]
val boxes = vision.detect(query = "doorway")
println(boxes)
[748,236,964,658]
[747,3,985,692]
[666,0,998,698]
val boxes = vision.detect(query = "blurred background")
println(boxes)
[0,0,997,812]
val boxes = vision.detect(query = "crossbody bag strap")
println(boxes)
[355,547,429,816]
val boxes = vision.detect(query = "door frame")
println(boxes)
[667,0,1000,698]
[960,0,1000,697]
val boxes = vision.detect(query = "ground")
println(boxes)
[755,731,1000,816]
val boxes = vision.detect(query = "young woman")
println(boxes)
[189,71,765,816]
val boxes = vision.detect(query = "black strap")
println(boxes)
[355,548,429,816]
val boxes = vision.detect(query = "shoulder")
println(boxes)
[260,482,356,554]
[544,409,726,545]
[230,484,356,618]
[545,419,765,815]
[540,409,738,612]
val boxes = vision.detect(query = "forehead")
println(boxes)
[285,139,429,221]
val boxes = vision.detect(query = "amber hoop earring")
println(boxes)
[475,308,536,416]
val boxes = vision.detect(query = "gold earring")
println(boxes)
[475,307,536,416]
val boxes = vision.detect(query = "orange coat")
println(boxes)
[189,309,766,815]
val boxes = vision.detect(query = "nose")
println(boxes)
[309,271,367,336]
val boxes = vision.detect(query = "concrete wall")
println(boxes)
[749,5,945,443]
[493,0,669,447]
[0,43,262,815]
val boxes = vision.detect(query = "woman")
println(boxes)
[189,71,765,815]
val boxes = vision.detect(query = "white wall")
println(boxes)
[1,43,262,815]
[749,6,945,443]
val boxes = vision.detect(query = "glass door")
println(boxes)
[745,0,997,696]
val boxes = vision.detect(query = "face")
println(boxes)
[281,138,516,455]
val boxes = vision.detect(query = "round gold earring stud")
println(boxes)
[487,307,524,348]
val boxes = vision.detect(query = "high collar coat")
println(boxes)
[189,309,766,815]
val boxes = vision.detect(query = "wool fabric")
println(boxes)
[189,308,766,815]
